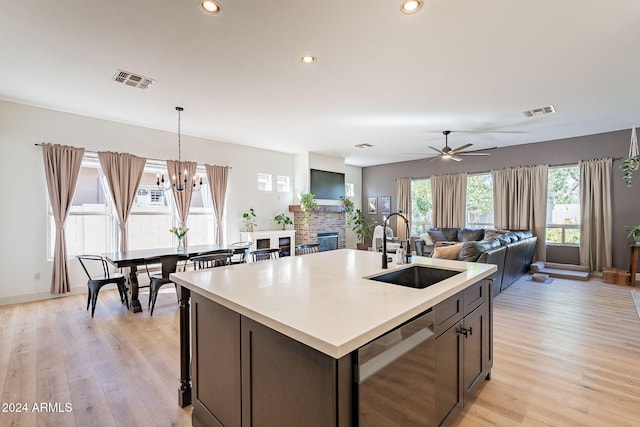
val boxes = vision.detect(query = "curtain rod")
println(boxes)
[34,144,232,168]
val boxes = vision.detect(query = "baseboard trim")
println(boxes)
[0,284,113,307]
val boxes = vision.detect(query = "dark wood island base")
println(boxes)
[178,278,493,426]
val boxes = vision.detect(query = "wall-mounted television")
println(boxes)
[310,169,345,200]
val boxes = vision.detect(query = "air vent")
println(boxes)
[112,69,155,89]
[523,105,556,117]
[354,143,373,149]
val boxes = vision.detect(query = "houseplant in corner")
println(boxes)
[242,208,257,232]
[299,192,318,224]
[625,224,640,244]
[344,198,376,250]
[273,213,293,230]
[351,209,376,250]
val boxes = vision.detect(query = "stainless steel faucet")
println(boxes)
[382,211,411,269]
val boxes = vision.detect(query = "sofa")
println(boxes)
[413,227,538,296]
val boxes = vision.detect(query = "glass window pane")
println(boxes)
[186,214,216,245]
[466,173,494,228]
[546,166,580,244]
[129,162,174,250]
[49,156,114,258]
[276,175,291,192]
[411,179,432,235]
[345,183,355,197]
[258,173,272,191]
[128,214,174,250]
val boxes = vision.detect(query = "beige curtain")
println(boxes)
[42,143,85,294]
[431,173,467,228]
[492,164,548,261]
[579,158,612,271]
[167,160,197,245]
[98,151,146,252]
[206,164,230,244]
[396,177,412,240]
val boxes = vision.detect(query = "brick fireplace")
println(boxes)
[289,205,346,250]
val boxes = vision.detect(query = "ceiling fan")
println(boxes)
[415,131,497,162]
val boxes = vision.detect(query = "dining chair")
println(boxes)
[230,241,252,264]
[250,248,280,262]
[77,255,129,317]
[190,251,233,270]
[295,243,320,255]
[143,255,182,316]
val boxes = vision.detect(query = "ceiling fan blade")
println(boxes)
[457,153,491,156]
[449,143,473,154]
[428,146,446,155]
[451,155,463,162]
[457,146,498,154]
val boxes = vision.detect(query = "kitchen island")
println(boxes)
[171,249,497,426]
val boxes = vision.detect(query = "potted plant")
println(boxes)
[625,224,640,244]
[621,155,640,187]
[273,213,293,230]
[242,208,257,232]
[299,192,318,224]
[348,207,376,250]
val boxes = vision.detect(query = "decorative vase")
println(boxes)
[177,237,184,252]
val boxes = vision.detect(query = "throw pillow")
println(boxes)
[432,242,464,260]
[418,233,434,245]
[427,229,447,243]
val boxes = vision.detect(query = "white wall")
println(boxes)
[0,100,295,303]
[344,164,362,249]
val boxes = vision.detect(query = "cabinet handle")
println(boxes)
[468,326,473,336]
[457,327,468,337]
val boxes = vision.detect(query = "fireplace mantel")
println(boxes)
[288,205,345,213]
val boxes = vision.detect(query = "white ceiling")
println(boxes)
[2,0,640,167]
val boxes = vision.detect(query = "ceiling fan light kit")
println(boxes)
[424,130,496,162]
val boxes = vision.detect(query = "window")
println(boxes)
[345,183,355,197]
[276,175,291,192]
[47,156,219,257]
[466,173,494,228]
[186,166,216,245]
[257,173,272,191]
[128,160,173,251]
[411,178,432,235]
[47,155,115,258]
[546,166,580,245]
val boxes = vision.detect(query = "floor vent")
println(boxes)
[112,69,155,89]
[523,105,555,117]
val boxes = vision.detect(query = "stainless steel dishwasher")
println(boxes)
[354,308,436,426]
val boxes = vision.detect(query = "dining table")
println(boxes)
[103,243,251,313]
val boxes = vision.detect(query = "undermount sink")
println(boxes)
[368,265,463,289]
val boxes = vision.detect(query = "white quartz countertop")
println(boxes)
[171,249,496,359]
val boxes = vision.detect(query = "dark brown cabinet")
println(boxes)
[190,293,351,427]
[435,279,492,426]
[188,279,492,427]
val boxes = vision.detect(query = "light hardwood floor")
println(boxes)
[1,277,639,426]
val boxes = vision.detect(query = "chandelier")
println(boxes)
[157,106,202,192]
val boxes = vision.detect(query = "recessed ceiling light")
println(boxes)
[300,55,317,64]
[355,143,373,149]
[200,0,221,15]
[400,0,423,14]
